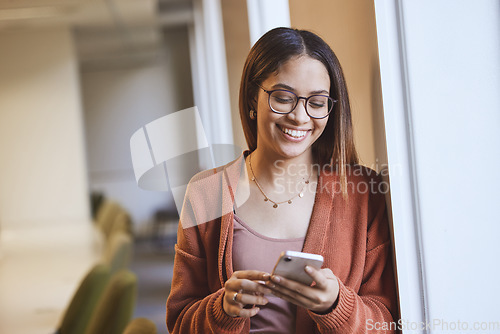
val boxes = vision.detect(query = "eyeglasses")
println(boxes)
[257,85,336,119]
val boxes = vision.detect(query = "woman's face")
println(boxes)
[255,55,330,161]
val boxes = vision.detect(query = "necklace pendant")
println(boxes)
[264,198,268,201]
[273,203,278,208]
[251,177,255,181]
[305,180,309,184]
[288,200,292,204]
[299,192,304,198]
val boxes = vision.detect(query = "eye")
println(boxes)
[308,96,328,109]
[274,96,293,103]
[270,91,295,104]
[308,102,325,109]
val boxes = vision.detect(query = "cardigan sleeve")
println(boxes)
[166,223,247,334]
[307,174,399,333]
[166,166,250,333]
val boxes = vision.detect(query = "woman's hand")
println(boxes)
[266,266,339,313]
[223,270,273,318]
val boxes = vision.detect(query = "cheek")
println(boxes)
[256,94,268,112]
[314,119,329,134]
[258,110,281,126]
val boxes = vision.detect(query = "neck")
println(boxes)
[248,148,316,186]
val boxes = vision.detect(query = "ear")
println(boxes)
[249,97,257,111]
[249,86,259,110]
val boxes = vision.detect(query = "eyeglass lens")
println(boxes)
[269,90,333,118]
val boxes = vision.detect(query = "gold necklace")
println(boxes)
[248,153,310,208]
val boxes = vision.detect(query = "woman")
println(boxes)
[166,27,398,333]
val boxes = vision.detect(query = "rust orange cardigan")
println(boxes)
[166,154,398,333]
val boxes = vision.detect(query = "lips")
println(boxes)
[278,125,309,138]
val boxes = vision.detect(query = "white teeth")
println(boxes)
[281,127,307,138]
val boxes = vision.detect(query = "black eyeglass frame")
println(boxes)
[257,84,336,119]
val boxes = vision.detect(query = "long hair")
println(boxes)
[239,27,358,195]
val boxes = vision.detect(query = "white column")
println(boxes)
[246,0,290,45]
[374,0,427,328]
[0,28,89,227]
[189,0,233,147]
[375,0,500,330]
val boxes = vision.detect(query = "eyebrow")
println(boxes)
[270,83,329,95]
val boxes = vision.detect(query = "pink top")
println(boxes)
[232,214,305,333]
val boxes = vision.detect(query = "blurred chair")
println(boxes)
[102,230,133,274]
[95,200,121,238]
[96,200,134,242]
[57,264,111,334]
[84,269,137,334]
[122,318,157,334]
[111,210,133,237]
[90,192,105,220]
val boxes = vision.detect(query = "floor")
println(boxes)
[130,237,175,334]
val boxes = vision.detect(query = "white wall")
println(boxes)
[376,0,500,331]
[189,0,233,148]
[81,28,193,232]
[0,28,89,227]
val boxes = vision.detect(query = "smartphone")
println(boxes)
[271,251,324,285]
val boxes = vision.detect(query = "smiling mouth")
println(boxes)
[278,125,309,139]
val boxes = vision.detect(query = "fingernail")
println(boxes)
[262,273,270,279]
[266,281,275,288]
[305,266,312,273]
[272,275,280,283]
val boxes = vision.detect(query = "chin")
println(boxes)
[275,143,313,160]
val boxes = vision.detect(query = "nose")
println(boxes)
[288,98,310,124]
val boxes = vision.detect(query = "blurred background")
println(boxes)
[0,0,386,233]
[0,1,387,332]
[1,0,498,333]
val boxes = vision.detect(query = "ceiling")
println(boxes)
[0,0,194,69]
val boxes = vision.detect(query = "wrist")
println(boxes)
[313,296,338,315]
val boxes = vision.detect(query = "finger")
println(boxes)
[304,266,330,289]
[238,278,273,295]
[233,270,271,281]
[268,284,315,309]
[225,301,261,318]
[234,291,269,306]
[269,274,312,297]
[237,306,261,318]
[320,268,335,279]
[266,277,317,304]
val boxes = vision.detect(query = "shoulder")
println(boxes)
[318,165,390,241]
[343,165,388,200]
[346,164,381,182]
[185,152,245,191]
[318,164,388,210]
[180,152,245,228]
[318,164,386,190]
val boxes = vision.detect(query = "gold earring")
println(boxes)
[249,110,257,120]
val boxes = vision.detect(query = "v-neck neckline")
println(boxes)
[218,152,336,285]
